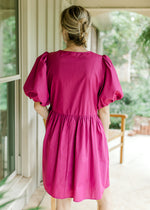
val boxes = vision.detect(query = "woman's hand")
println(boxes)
[97,105,111,140]
[34,102,49,120]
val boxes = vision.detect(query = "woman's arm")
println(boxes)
[34,102,49,120]
[97,105,111,140]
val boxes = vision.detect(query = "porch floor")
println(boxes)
[23,131,150,210]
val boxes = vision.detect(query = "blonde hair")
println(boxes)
[60,5,91,48]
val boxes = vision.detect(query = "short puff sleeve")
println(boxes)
[23,52,50,106]
[97,55,124,109]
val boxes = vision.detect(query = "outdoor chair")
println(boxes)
[108,113,128,164]
[43,113,128,210]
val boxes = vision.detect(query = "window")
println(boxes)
[0,82,15,179]
[0,0,19,181]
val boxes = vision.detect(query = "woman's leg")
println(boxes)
[56,198,72,210]
[97,187,113,210]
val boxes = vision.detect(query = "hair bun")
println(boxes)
[61,5,91,48]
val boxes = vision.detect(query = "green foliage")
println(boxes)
[0,199,17,209]
[0,176,16,208]
[100,11,150,129]
[136,25,150,65]
[121,92,133,105]
[110,76,150,129]
[109,118,121,129]
[0,176,8,187]
[0,176,44,209]
[0,83,7,110]
[102,11,150,70]
[2,16,17,77]
[137,25,150,47]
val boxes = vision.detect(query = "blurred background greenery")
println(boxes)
[100,11,150,129]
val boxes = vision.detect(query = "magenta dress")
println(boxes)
[23,50,124,202]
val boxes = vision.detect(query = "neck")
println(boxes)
[65,42,86,51]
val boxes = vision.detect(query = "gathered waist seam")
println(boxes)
[49,109,98,119]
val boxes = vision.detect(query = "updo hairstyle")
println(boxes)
[60,5,91,48]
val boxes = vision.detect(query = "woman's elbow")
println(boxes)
[34,102,41,112]
[98,105,110,115]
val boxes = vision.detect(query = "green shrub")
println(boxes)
[109,77,150,129]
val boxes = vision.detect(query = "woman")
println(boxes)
[23,5,124,210]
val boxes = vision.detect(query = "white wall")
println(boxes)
[19,0,71,207]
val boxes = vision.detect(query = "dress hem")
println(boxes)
[43,183,110,202]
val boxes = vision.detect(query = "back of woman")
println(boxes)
[23,5,124,210]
